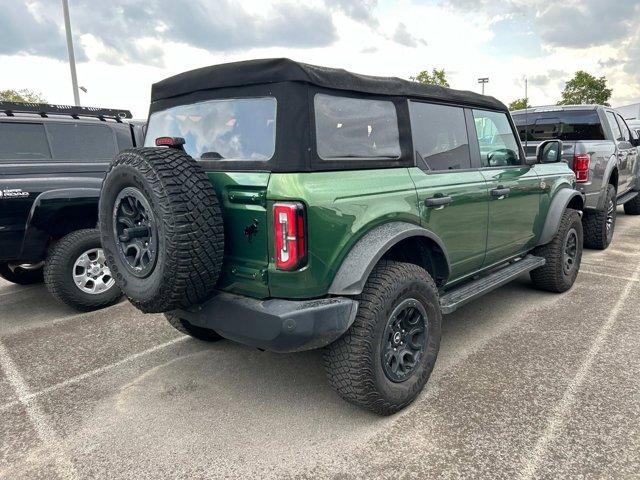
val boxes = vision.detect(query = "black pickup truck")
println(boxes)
[0,102,144,310]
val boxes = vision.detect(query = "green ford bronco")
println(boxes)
[99,59,584,415]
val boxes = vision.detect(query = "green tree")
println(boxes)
[0,89,46,103]
[509,98,531,111]
[411,68,450,87]
[557,71,612,106]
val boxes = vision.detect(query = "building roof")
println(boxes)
[151,58,506,111]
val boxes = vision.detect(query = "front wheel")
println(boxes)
[623,192,640,215]
[530,208,583,293]
[323,261,442,415]
[44,229,122,311]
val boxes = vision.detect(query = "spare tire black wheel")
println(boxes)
[99,147,224,313]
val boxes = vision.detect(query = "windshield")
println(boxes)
[145,97,276,161]
[512,110,605,142]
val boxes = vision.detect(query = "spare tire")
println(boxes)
[99,147,224,313]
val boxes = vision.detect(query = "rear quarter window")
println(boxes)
[0,122,51,160]
[513,110,605,141]
[314,94,401,160]
[47,123,118,161]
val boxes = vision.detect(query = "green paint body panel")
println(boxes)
[204,163,576,301]
[205,171,271,298]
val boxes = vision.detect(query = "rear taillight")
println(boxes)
[573,153,590,183]
[274,202,307,271]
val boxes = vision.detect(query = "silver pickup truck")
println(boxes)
[512,105,640,249]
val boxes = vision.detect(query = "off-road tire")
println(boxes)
[530,208,583,293]
[323,261,441,416]
[165,314,223,342]
[44,229,122,311]
[582,185,616,249]
[0,262,44,285]
[623,192,640,215]
[99,148,224,313]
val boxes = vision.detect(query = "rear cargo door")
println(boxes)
[205,171,271,298]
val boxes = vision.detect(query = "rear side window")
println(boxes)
[0,123,51,160]
[472,110,521,167]
[615,114,631,142]
[47,123,117,160]
[409,101,470,171]
[145,97,277,161]
[513,110,605,141]
[314,94,400,159]
[606,111,623,141]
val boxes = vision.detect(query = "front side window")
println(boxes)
[145,97,277,161]
[314,94,400,159]
[47,123,117,160]
[472,110,521,167]
[0,123,51,160]
[409,101,470,171]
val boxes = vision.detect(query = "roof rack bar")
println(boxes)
[0,101,133,121]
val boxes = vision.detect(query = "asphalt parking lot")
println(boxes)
[1,210,639,479]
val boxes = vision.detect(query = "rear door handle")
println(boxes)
[425,195,453,208]
[491,187,511,198]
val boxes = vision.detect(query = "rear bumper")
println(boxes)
[173,291,358,353]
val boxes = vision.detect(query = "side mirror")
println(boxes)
[631,136,640,148]
[524,155,537,166]
[537,139,563,163]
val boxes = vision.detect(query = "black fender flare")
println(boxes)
[537,189,583,246]
[19,188,101,258]
[328,221,450,296]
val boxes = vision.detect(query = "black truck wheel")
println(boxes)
[99,148,224,313]
[323,261,441,416]
[582,184,616,249]
[0,262,44,285]
[530,208,583,293]
[43,229,122,311]
[165,314,223,342]
[623,192,640,215]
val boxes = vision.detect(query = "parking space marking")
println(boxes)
[0,335,189,414]
[580,269,640,283]
[0,340,79,480]
[519,258,640,480]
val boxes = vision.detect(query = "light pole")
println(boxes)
[62,0,80,106]
[477,77,489,95]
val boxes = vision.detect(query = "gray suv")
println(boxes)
[513,105,640,249]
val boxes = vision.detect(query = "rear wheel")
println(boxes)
[582,185,616,249]
[0,262,44,285]
[623,192,640,215]
[44,229,122,311]
[165,314,223,342]
[323,261,441,415]
[530,208,583,293]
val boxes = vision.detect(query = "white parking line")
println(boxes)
[0,340,79,479]
[580,269,640,283]
[519,258,640,480]
[0,335,189,414]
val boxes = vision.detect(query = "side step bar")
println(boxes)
[440,255,546,314]
[617,190,638,206]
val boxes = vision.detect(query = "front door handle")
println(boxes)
[425,195,453,208]
[491,187,511,198]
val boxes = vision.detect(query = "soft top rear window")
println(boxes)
[314,94,401,160]
[512,110,605,142]
[145,97,276,161]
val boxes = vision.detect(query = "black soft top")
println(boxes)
[151,58,506,111]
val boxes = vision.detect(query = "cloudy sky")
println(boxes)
[1,0,639,118]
